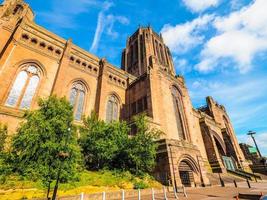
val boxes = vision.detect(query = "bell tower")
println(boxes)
[121,26,175,77]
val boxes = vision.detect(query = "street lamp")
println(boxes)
[247,130,266,173]
[247,131,262,158]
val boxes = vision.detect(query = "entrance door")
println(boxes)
[222,156,235,171]
[179,171,191,187]
[179,160,195,187]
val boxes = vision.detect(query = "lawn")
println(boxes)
[0,170,162,200]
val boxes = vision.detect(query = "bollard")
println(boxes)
[220,177,225,187]
[151,188,155,200]
[138,189,141,200]
[182,185,188,198]
[122,189,125,200]
[102,191,106,200]
[80,192,84,200]
[163,186,168,200]
[234,180,237,188]
[173,186,179,199]
[218,173,225,187]
[246,179,251,188]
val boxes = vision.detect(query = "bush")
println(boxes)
[133,180,149,189]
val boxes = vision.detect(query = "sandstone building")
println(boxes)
[0,0,251,187]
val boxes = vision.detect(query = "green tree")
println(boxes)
[79,112,129,170]
[0,123,9,183]
[127,114,161,174]
[10,96,81,199]
[0,123,7,153]
[80,113,161,175]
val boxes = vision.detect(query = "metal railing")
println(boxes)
[34,186,186,200]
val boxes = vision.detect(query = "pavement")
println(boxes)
[126,181,267,200]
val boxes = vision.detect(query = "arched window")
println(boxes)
[6,65,40,109]
[223,116,232,136]
[160,44,165,64]
[171,86,187,140]
[69,82,86,121]
[106,95,119,122]
[13,4,23,15]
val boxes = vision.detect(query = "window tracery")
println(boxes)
[5,65,40,109]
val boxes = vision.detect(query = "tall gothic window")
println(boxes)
[171,86,186,140]
[69,82,86,121]
[160,44,165,64]
[106,95,119,122]
[5,65,40,109]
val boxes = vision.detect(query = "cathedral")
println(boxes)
[0,0,252,187]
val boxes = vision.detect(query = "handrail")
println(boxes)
[227,169,252,180]
[236,169,262,180]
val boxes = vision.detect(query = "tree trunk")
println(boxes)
[46,181,51,200]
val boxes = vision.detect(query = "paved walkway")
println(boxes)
[127,181,267,200]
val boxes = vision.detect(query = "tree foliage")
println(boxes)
[126,114,161,174]
[0,123,7,153]
[9,96,81,185]
[80,113,161,174]
[79,112,129,170]
[0,123,9,183]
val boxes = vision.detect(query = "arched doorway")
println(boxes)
[178,156,200,187]
[179,161,195,187]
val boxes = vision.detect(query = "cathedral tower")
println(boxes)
[121,26,175,76]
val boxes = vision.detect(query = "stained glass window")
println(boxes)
[20,75,39,109]
[69,88,77,106]
[5,65,40,109]
[6,71,28,107]
[106,95,119,122]
[69,82,86,121]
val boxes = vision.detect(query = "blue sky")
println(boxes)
[5,0,267,155]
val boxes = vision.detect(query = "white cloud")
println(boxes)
[196,0,267,73]
[189,76,267,130]
[189,75,267,157]
[230,0,247,10]
[90,1,129,53]
[173,58,192,74]
[161,15,214,55]
[182,0,221,12]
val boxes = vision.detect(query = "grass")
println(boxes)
[0,170,162,200]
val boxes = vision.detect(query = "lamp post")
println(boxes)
[247,131,262,158]
[247,131,266,173]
